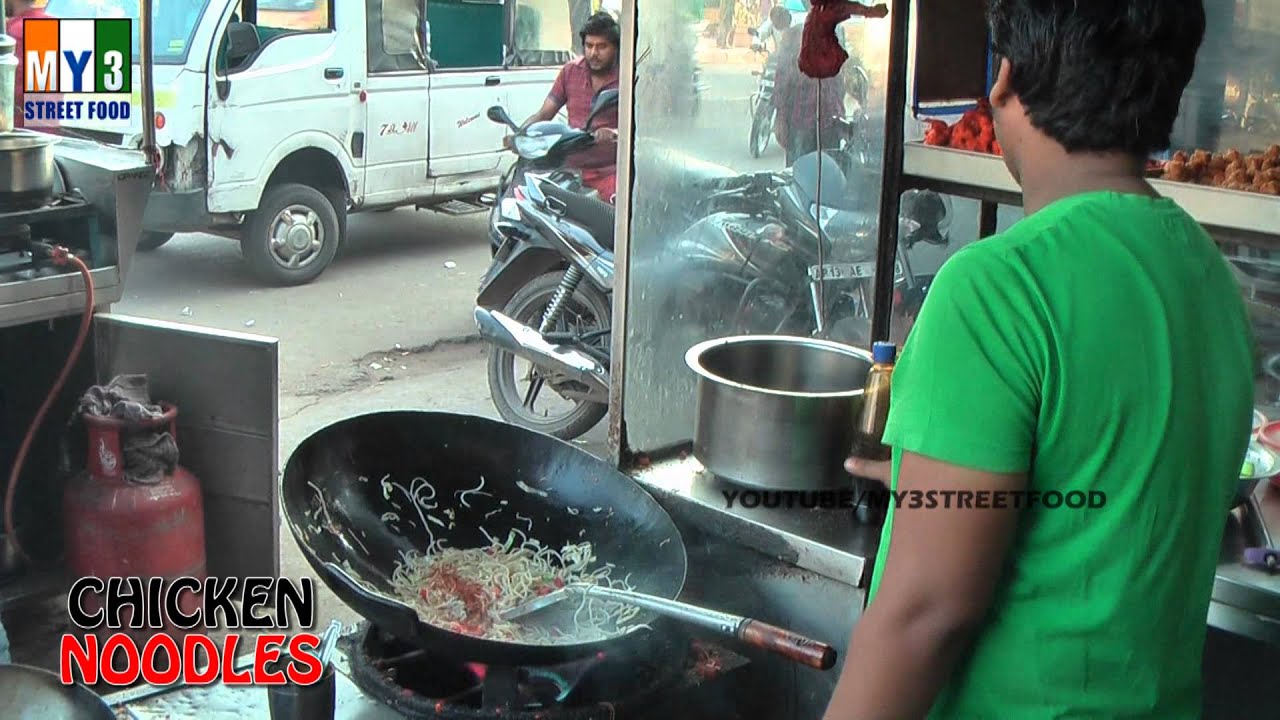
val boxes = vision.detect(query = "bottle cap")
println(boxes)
[872,342,896,364]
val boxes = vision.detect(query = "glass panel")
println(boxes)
[44,0,210,64]
[514,0,576,55]
[622,0,896,452]
[1155,0,1280,194]
[258,0,331,31]
[425,0,503,68]
[384,0,423,56]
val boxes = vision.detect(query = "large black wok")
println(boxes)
[0,664,115,719]
[282,411,688,666]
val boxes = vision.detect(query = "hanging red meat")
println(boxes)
[799,1,890,79]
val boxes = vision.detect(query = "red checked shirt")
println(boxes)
[547,57,619,171]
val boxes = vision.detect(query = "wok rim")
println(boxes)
[281,410,689,664]
[0,663,114,719]
[685,334,872,399]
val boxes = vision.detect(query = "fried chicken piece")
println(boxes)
[1247,156,1264,177]
[1226,169,1250,188]
[1172,150,1189,164]
[1207,172,1227,187]
[1189,157,1209,179]
[1264,144,1280,166]
[1191,149,1213,166]
[1224,149,1243,166]
[1163,159,1192,182]
[1259,181,1280,196]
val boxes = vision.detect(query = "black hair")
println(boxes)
[769,6,793,29]
[580,11,621,49]
[986,0,1205,156]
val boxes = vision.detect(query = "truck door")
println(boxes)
[423,0,509,177]
[205,0,364,212]
[361,0,431,204]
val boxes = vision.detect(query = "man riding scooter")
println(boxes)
[508,12,620,202]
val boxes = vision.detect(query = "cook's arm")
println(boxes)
[823,453,1024,719]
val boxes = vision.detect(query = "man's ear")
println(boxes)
[989,57,1014,109]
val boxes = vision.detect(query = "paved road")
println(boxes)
[113,64,778,393]
[113,62,978,407]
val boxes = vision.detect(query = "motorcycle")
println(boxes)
[477,93,790,439]
[475,89,621,439]
[655,152,950,348]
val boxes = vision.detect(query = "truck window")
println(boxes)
[513,0,573,54]
[44,0,209,65]
[219,0,335,73]
[509,0,574,67]
[382,0,421,56]
[425,0,504,70]
[257,0,333,33]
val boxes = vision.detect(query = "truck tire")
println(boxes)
[136,231,174,252]
[242,183,341,286]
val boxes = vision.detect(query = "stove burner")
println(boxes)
[0,224,32,250]
[0,190,56,214]
[343,623,729,720]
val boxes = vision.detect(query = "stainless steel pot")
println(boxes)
[0,131,60,203]
[685,335,873,490]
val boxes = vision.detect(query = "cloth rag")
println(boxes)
[71,375,179,484]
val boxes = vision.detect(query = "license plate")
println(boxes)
[808,260,905,282]
[809,263,875,281]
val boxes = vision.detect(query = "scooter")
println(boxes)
[476,90,621,439]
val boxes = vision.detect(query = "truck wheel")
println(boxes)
[136,231,174,252]
[243,183,341,286]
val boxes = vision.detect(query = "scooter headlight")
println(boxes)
[499,198,521,221]
[514,133,558,159]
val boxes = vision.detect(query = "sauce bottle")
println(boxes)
[851,342,896,461]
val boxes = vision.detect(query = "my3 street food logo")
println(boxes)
[59,577,325,686]
[723,489,1108,511]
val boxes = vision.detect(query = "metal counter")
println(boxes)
[628,453,881,589]
[629,452,1280,648]
[1213,482,1280,646]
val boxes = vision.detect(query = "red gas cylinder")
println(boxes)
[63,403,206,638]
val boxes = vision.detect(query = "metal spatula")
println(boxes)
[500,583,837,670]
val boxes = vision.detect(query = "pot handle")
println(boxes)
[737,619,838,670]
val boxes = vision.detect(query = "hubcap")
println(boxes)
[268,204,324,269]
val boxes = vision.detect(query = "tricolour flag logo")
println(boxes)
[22,18,133,129]
[25,18,132,93]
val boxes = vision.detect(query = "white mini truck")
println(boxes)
[48,0,582,285]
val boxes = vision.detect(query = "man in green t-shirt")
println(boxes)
[823,1,1255,718]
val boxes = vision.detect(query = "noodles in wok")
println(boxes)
[390,528,647,644]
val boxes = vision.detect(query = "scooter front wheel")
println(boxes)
[486,271,610,440]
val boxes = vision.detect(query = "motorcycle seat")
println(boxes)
[542,183,616,251]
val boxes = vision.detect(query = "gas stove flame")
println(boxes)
[464,662,487,681]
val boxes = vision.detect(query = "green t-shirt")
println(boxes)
[866,191,1254,718]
